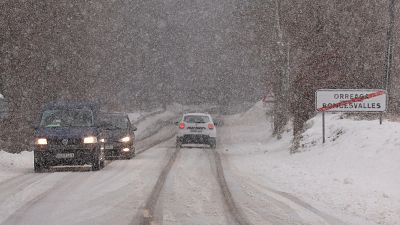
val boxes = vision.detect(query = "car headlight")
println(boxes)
[99,138,105,143]
[120,136,131,142]
[36,138,48,145]
[83,136,97,144]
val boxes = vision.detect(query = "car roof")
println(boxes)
[99,112,128,118]
[183,113,211,117]
[43,101,99,111]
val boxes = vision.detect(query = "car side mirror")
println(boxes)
[174,121,179,126]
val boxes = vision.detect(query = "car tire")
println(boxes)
[34,152,49,173]
[92,152,101,171]
[100,159,105,169]
[34,161,43,173]
[100,149,105,168]
[176,137,183,148]
[209,138,217,149]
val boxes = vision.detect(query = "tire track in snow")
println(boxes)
[134,143,251,225]
[0,172,74,225]
[133,146,181,225]
[207,148,251,225]
[219,151,348,225]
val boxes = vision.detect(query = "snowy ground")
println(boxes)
[219,102,400,225]
[0,151,33,183]
[0,142,175,225]
[1,102,398,225]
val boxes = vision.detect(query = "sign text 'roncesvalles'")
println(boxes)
[315,89,387,112]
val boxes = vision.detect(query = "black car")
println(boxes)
[33,102,105,172]
[98,113,137,160]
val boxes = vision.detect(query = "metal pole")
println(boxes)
[380,113,383,125]
[322,112,325,144]
[384,0,395,110]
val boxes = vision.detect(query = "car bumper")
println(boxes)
[34,145,98,166]
[103,142,134,159]
[177,135,214,144]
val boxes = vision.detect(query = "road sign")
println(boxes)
[315,89,387,112]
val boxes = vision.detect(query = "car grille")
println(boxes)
[49,138,82,146]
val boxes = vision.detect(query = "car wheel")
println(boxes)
[209,138,217,149]
[100,149,105,168]
[92,152,101,171]
[34,161,43,173]
[100,159,105,169]
[34,152,49,173]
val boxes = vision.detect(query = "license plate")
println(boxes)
[190,129,202,133]
[105,145,114,150]
[56,153,74,159]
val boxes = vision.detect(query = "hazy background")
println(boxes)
[1,0,399,151]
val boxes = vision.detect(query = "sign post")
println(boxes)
[322,112,325,143]
[315,89,387,144]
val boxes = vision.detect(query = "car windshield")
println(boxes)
[40,109,94,128]
[184,115,210,123]
[100,115,128,129]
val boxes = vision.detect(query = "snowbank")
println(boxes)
[0,151,33,182]
[220,102,400,225]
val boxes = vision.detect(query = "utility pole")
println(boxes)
[385,0,395,111]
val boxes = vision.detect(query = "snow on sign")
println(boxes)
[316,89,387,112]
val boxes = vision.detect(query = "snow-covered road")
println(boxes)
[0,134,342,225]
[160,146,231,225]
[0,141,174,225]
[1,104,387,225]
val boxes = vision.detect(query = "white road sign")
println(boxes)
[315,89,387,112]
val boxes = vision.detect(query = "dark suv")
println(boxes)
[98,113,137,160]
[33,102,105,172]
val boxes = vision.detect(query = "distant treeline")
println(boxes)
[238,0,399,148]
[0,0,264,151]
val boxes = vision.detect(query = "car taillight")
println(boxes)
[179,122,185,129]
[208,123,215,129]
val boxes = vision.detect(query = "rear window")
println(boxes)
[184,115,210,123]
